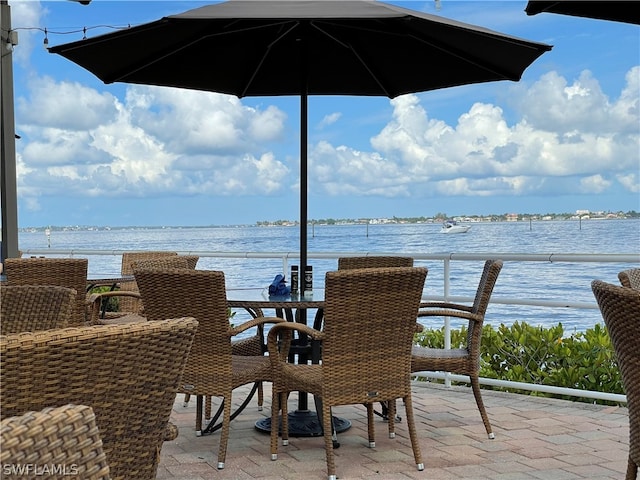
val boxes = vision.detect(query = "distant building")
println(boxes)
[576,209,590,215]
[506,213,518,222]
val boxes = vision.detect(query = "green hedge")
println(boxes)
[413,321,624,405]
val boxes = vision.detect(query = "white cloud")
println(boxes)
[10,0,45,67]
[579,175,611,194]
[617,173,640,193]
[16,81,291,198]
[309,67,639,199]
[318,112,342,129]
[13,59,640,207]
[18,76,118,130]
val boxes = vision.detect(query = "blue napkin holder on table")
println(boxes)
[268,274,291,296]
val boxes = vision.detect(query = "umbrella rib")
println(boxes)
[107,19,301,86]
[406,32,532,81]
[240,21,300,98]
[310,21,393,97]
[319,19,543,83]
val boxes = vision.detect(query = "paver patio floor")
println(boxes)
[156,381,629,479]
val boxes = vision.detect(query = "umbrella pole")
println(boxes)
[298,92,309,414]
[300,92,307,282]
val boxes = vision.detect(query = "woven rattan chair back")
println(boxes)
[268,266,427,480]
[0,404,111,479]
[182,255,200,269]
[592,280,640,480]
[131,256,191,272]
[97,256,199,325]
[0,317,198,480]
[338,255,413,270]
[134,268,280,469]
[0,285,76,334]
[412,259,503,440]
[118,251,178,313]
[3,257,89,327]
[619,268,640,290]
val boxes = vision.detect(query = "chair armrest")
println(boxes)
[267,322,324,360]
[229,316,286,338]
[418,308,483,323]
[87,291,143,323]
[85,293,103,324]
[93,290,142,300]
[419,301,474,313]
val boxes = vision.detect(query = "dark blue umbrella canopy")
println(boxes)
[50,0,552,272]
[525,1,640,25]
[50,0,552,97]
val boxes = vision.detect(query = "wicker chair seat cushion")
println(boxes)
[180,356,272,397]
[412,346,472,361]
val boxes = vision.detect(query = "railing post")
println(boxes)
[443,257,452,387]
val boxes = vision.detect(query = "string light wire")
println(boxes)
[8,23,132,47]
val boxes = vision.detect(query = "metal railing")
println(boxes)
[18,248,640,403]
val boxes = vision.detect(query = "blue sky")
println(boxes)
[7,0,640,227]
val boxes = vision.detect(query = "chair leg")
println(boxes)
[322,402,337,480]
[270,391,282,460]
[195,395,203,435]
[470,374,494,439]
[257,381,264,411]
[403,394,424,472]
[281,392,289,446]
[216,392,233,469]
[183,393,190,407]
[366,403,375,447]
[315,395,340,448]
[387,400,396,439]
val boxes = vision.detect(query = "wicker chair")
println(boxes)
[133,267,285,469]
[619,268,640,290]
[0,317,198,480]
[0,404,111,479]
[0,285,76,334]
[96,255,200,325]
[338,255,414,269]
[592,280,640,480]
[268,267,427,480]
[3,257,99,326]
[338,255,415,418]
[411,259,503,440]
[98,251,178,321]
[131,255,254,418]
[129,256,264,418]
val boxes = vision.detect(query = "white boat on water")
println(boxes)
[439,221,471,234]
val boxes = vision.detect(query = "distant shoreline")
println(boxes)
[17,213,638,233]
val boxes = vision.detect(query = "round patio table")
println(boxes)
[226,288,352,437]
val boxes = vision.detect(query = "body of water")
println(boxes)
[17,219,640,333]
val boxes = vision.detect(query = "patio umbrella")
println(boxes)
[49,0,551,278]
[525,1,640,25]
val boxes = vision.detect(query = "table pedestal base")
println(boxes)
[255,410,351,437]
